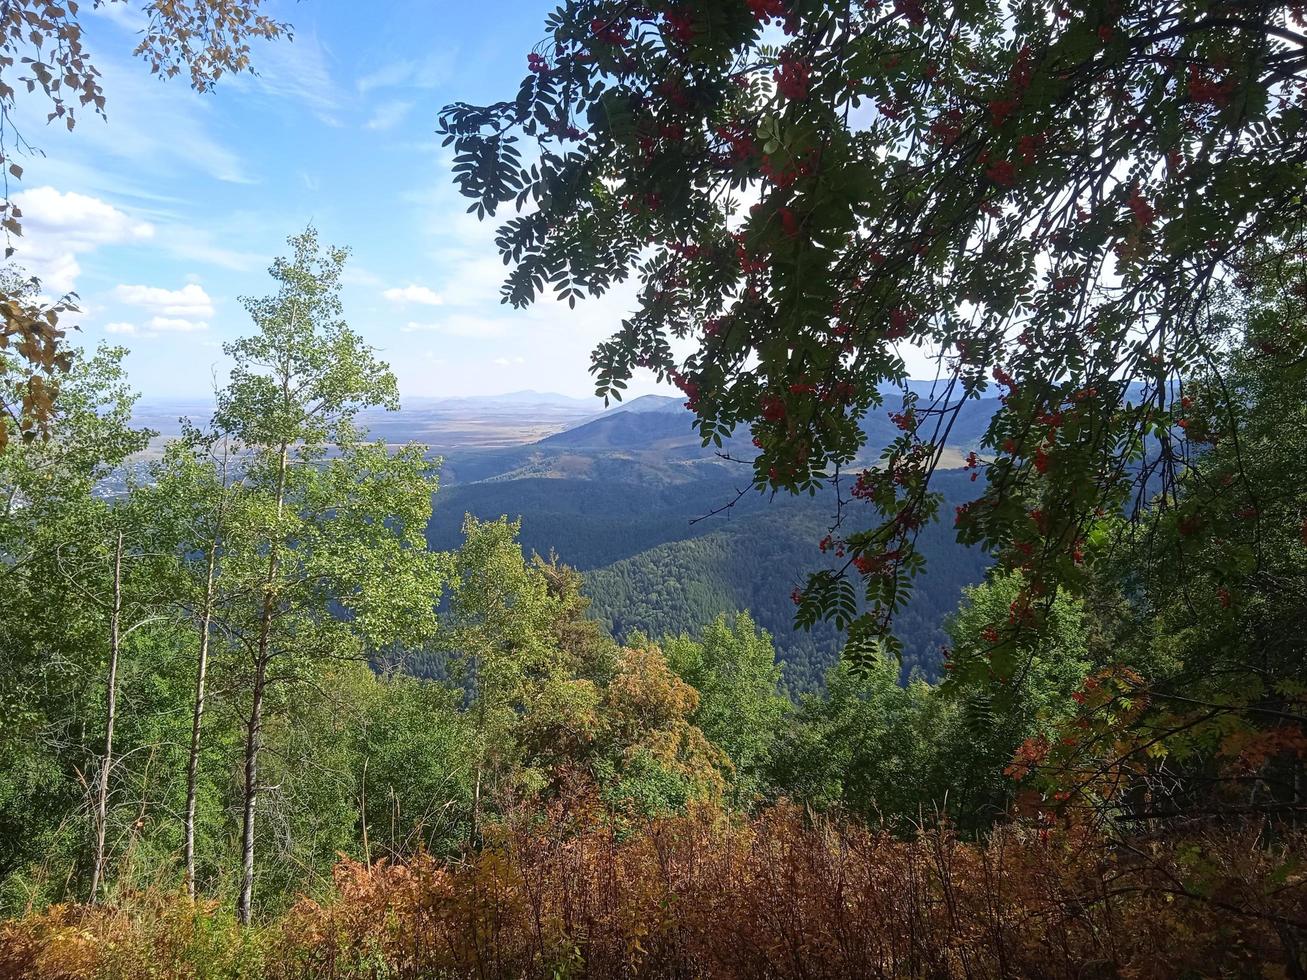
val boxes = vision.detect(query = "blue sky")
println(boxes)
[7,0,670,402]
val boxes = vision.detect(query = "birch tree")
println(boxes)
[212,227,444,924]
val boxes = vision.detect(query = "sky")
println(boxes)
[6,0,673,403]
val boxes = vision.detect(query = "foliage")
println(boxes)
[0,2,289,449]
[0,344,151,907]
[4,195,1307,978]
[590,641,730,814]
[584,472,990,688]
[773,571,1088,830]
[1014,260,1307,830]
[438,0,1307,667]
[0,266,74,453]
[663,612,789,803]
[206,227,446,922]
[5,802,1305,978]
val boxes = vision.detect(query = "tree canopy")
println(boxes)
[439,0,1307,666]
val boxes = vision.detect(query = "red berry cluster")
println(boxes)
[887,307,914,339]
[1127,184,1157,227]
[589,16,630,47]
[928,108,965,146]
[1187,66,1236,108]
[662,10,696,44]
[963,450,981,481]
[748,0,797,32]
[759,149,817,188]
[774,54,811,101]
[714,122,757,166]
[669,370,700,410]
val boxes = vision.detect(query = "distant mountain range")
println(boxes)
[422,388,998,690]
[131,384,996,688]
[405,390,597,411]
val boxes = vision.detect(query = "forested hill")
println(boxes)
[427,461,990,689]
[582,471,989,691]
[418,391,998,689]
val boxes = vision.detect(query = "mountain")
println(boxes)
[419,382,999,689]
[426,469,767,569]
[583,470,989,691]
[601,393,685,414]
[426,468,989,690]
[538,408,712,452]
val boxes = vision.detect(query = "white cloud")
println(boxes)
[152,224,268,273]
[114,282,215,318]
[9,186,155,293]
[236,30,345,124]
[149,316,209,333]
[101,316,207,338]
[493,356,526,366]
[357,54,454,95]
[365,100,414,131]
[17,56,255,185]
[383,283,443,306]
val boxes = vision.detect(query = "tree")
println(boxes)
[134,431,240,899]
[0,344,152,902]
[771,653,934,825]
[768,572,1087,830]
[440,516,571,840]
[664,612,789,804]
[212,227,444,924]
[439,0,1307,667]
[0,265,74,453]
[1023,258,1307,828]
[934,571,1089,826]
[0,1,290,449]
[591,640,729,816]
[350,670,475,863]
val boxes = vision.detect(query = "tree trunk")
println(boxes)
[237,647,268,924]
[360,756,370,870]
[237,443,288,926]
[470,759,482,847]
[89,531,123,905]
[183,539,219,900]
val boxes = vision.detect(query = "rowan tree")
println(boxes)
[439,0,1307,668]
[1021,258,1307,828]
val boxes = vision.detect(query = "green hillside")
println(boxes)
[426,470,766,569]
[584,472,990,691]
[426,463,989,691]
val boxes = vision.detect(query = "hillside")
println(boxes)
[420,389,1001,688]
[583,470,990,690]
[426,470,764,569]
[427,456,989,689]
